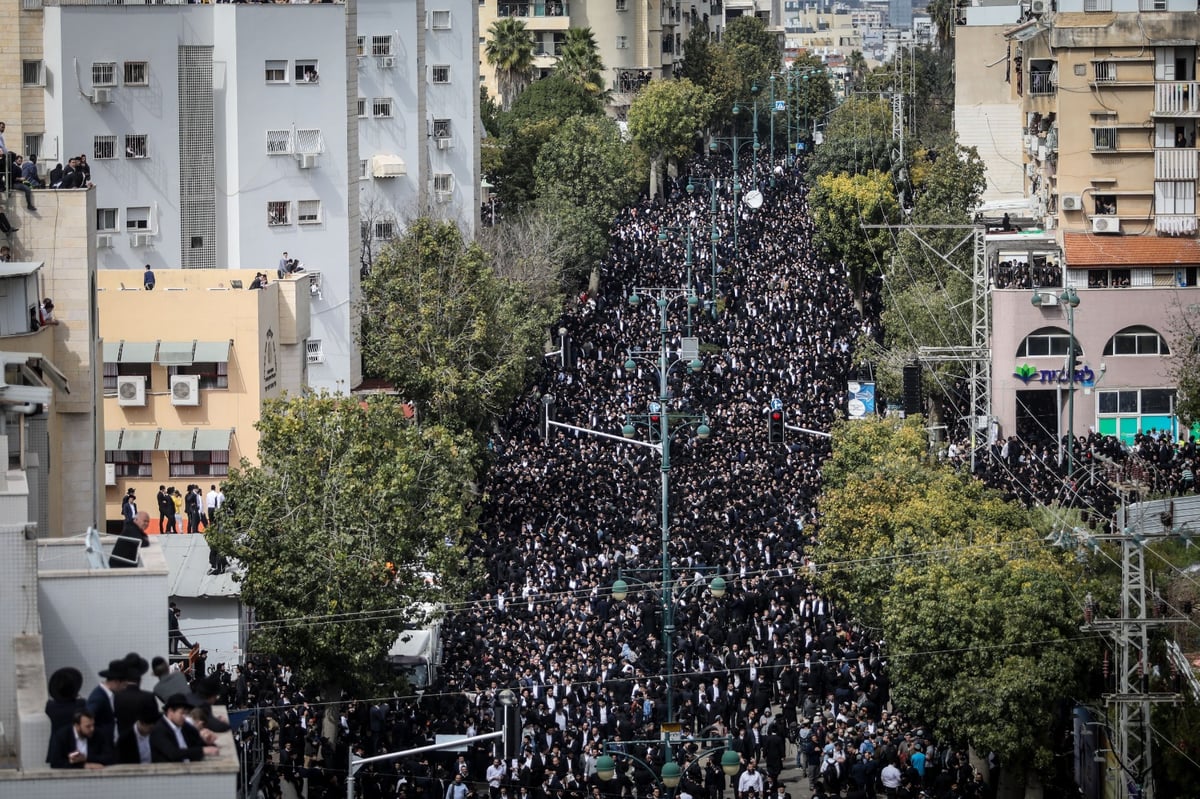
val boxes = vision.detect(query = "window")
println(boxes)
[267,129,293,155]
[434,173,454,193]
[93,135,117,160]
[1104,326,1171,356]
[168,362,229,390]
[375,217,396,239]
[1096,388,1177,445]
[1140,0,1166,8]
[372,35,393,56]
[433,118,452,139]
[268,201,291,226]
[23,133,42,162]
[125,134,148,159]
[373,97,393,118]
[295,60,319,83]
[1016,326,1082,358]
[358,98,367,117]
[92,61,116,87]
[103,362,152,393]
[297,200,322,224]
[431,9,452,28]
[356,36,366,57]
[22,60,43,86]
[360,159,369,180]
[432,65,450,84]
[1156,181,1196,216]
[126,207,151,230]
[1028,59,1056,95]
[123,61,148,86]
[1094,194,1118,215]
[106,450,153,478]
[616,35,629,49]
[306,339,325,364]
[169,449,229,478]
[616,0,627,9]
[1092,127,1117,151]
[265,59,288,83]
[1083,0,1112,9]
[1092,61,1116,83]
[295,129,323,154]
[97,208,118,232]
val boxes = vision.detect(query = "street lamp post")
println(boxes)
[1032,287,1081,475]
[708,134,742,255]
[656,182,700,335]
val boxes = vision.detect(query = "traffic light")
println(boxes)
[648,403,663,443]
[768,408,786,443]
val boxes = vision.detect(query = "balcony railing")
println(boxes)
[1156,82,1200,116]
[1029,71,1056,96]
[499,1,568,15]
[1156,148,1198,180]
[1156,214,1199,236]
[615,69,653,94]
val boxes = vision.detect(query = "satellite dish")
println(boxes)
[743,190,764,209]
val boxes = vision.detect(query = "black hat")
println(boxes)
[164,693,194,710]
[136,694,161,724]
[47,667,83,702]
[99,659,128,681]
[124,652,150,677]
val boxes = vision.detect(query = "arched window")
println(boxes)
[1103,325,1171,356]
[1016,326,1083,358]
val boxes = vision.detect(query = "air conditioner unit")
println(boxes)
[96,234,114,249]
[1092,216,1121,233]
[130,232,153,247]
[91,87,113,104]
[104,463,116,486]
[298,153,318,169]
[436,137,452,150]
[1038,291,1059,306]
[117,375,146,407]
[379,56,396,69]
[1060,194,1083,212]
[1030,0,1047,14]
[170,374,200,406]
[435,190,452,203]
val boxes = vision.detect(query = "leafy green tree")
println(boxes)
[627,78,713,197]
[808,169,899,306]
[816,417,1094,782]
[677,24,715,88]
[534,115,644,273]
[486,17,535,111]
[359,219,554,431]
[717,16,782,100]
[207,394,477,713]
[557,27,605,97]
[825,95,893,141]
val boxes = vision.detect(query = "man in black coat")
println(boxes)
[109,509,150,568]
[48,709,114,768]
[117,702,161,764]
[150,693,219,762]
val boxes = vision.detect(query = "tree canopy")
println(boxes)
[628,78,713,195]
[486,17,535,112]
[207,394,478,693]
[360,219,554,432]
[808,169,899,303]
[815,417,1094,774]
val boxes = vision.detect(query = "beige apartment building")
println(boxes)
[97,270,310,524]
[956,0,1200,446]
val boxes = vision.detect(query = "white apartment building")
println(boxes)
[358,0,480,236]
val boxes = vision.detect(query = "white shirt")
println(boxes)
[135,727,152,763]
[737,769,763,794]
[880,763,902,788]
[487,762,506,787]
[165,717,191,762]
[206,489,219,511]
[74,729,90,759]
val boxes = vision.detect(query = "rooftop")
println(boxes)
[1063,233,1200,267]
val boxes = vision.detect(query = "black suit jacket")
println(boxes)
[109,519,149,568]
[48,724,114,768]
[150,717,207,762]
[117,727,154,764]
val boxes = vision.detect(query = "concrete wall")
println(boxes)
[954,23,1024,203]
[37,536,170,685]
[173,596,241,669]
[1,190,103,537]
[0,474,37,763]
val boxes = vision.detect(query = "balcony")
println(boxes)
[1156,214,1199,236]
[1029,71,1056,96]
[1156,148,1198,180]
[1155,82,1200,116]
[498,1,568,16]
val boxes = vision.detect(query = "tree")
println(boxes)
[557,27,605,97]
[816,417,1095,784]
[206,395,478,716]
[627,78,713,197]
[359,219,554,432]
[1165,299,1200,429]
[486,17,535,111]
[534,115,644,274]
[478,206,583,301]
[808,169,899,307]
[717,16,782,99]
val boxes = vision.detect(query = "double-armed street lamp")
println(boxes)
[1031,286,1081,474]
[594,739,741,797]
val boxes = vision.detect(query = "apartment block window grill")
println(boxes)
[94,135,118,160]
[125,134,148,159]
[124,62,148,85]
[92,61,116,87]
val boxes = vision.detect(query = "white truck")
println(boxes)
[387,613,442,689]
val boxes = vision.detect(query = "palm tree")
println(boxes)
[557,27,605,97]
[486,18,535,111]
